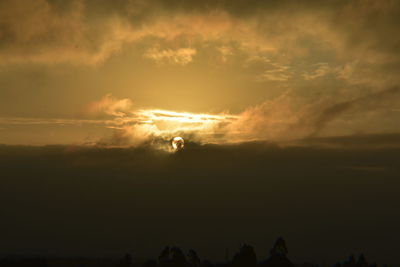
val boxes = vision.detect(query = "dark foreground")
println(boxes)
[0,238,386,267]
[0,137,399,265]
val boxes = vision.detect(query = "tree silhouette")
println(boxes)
[270,237,289,256]
[187,249,201,267]
[261,237,294,267]
[144,259,158,267]
[343,255,356,267]
[119,253,133,267]
[356,254,368,267]
[0,238,389,267]
[170,247,187,267]
[159,246,171,267]
[232,244,257,267]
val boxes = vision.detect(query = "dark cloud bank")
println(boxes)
[1,134,400,265]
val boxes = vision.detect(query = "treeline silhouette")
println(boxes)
[0,238,386,267]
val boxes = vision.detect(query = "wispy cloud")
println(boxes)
[144,47,197,65]
[79,89,400,147]
[302,62,358,81]
[0,117,108,126]
[85,94,134,117]
[302,63,332,80]
[2,87,400,148]
[254,67,291,82]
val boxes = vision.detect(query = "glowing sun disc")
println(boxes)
[171,137,184,150]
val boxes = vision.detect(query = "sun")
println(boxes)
[171,136,184,151]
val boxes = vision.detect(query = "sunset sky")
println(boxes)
[1,0,400,265]
[1,0,400,146]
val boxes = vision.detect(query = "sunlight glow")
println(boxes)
[119,109,239,140]
[171,136,184,150]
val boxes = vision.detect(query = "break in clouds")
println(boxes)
[83,88,400,148]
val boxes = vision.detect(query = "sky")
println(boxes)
[1,0,400,146]
[1,0,400,265]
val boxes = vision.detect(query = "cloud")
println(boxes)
[254,67,291,82]
[85,94,133,117]
[144,47,197,65]
[218,46,234,62]
[80,94,238,147]
[0,140,399,260]
[0,1,244,65]
[1,0,399,98]
[0,0,131,64]
[0,117,107,126]
[2,1,400,147]
[3,87,400,148]
[244,56,292,82]
[223,93,306,142]
[75,87,400,148]
[301,133,400,149]
[302,63,332,80]
[301,62,360,82]
[310,86,400,136]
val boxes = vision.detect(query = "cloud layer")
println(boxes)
[2,0,400,69]
[1,141,399,261]
[78,89,400,148]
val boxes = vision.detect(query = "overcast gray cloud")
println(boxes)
[0,138,399,262]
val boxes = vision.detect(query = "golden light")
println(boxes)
[171,136,184,150]
[94,100,241,146]
[113,109,239,141]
